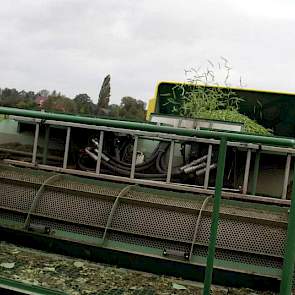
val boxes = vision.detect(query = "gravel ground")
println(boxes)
[0,242,276,295]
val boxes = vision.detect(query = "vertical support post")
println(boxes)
[251,149,261,195]
[203,137,227,295]
[166,140,175,183]
[204,144,213,189]
[130,135,138,179]
[242,149,251,194]
[63,127,71,169]
[96,131,104,174]
[282,154,291,199]
[32,123,40,165]
[280,160,295,295]
[42,125,50,165]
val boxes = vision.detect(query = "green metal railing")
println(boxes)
[203,136,295,295]
[203,137,227,294]
[1,106,295,147]
[1,107,295,294]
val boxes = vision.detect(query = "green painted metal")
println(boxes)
[0,218,282,279]
[0,224,282,291]
[279,160,295,294]
[0,276,66,294]
[251,150,261,195]
[203,137,227,294]
[1,107,295,147]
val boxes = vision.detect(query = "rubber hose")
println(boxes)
[101,159,167,179]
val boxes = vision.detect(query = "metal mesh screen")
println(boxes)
[0,166,288,274]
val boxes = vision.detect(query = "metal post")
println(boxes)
[203,137,227,295]
[130,135,138,179]
[251,149,261,195]
[242,149,251,194]
[96,131,104,174]
[63,127,71,169]
[32,123,40,165]
[166,140,175,183]
[282,154,291,199]
[280,160,295,295]
[42,126,50,165]
[204,144,213,189]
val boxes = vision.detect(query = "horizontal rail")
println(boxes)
[11,115,295,155]
[3,159,291,206]
[1,107,295,147]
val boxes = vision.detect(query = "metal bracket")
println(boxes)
[101,184,136,246]
[189,196,211,260]
[163,248,189,260]
[23,174,62,230]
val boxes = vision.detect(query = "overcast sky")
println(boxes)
[0,0,294,104]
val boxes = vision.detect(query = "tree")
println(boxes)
[97,74,111,115]
[43,95,77,113]
[108,104,120,117]
[0,88,20,107]
[119,96,146,121]
[26,91,35,99]
[38,89,50,97]
[16,99,37,109]
[74,93,94,115]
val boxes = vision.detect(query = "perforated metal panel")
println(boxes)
[0,165,289,276]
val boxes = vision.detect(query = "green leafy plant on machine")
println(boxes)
[166,58,270,135]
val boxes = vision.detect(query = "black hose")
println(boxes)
[101,159,167,179]
[156,150,183,176]
[105,142,170,172]
[77,141,183,179]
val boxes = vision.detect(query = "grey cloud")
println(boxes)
[0,0,294,105]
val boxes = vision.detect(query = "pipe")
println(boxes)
[180,154,208,171]
[183,162,206,174]
[1,107,295,147]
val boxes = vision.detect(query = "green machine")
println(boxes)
[1,82,295,294]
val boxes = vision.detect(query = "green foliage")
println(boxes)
[168,85,243,116]
[74,93,95,114]
[196,110,271,134]
[97,74,111,115]
[118,96,146,121]
[0,86,146,121]
[108,104,120,117]
[0,88,37,109]
[43,95,77,113]
[166,59,270,135]
[15,99,36,109]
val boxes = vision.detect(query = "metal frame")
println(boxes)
[2,113,295,293]
[5,115,295,203]
[0,171,287,262]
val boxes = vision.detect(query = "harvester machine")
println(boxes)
[1,82,295,293]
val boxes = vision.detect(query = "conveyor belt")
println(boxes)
[0,165,289,289]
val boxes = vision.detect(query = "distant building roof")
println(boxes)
[35,95,48,106]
